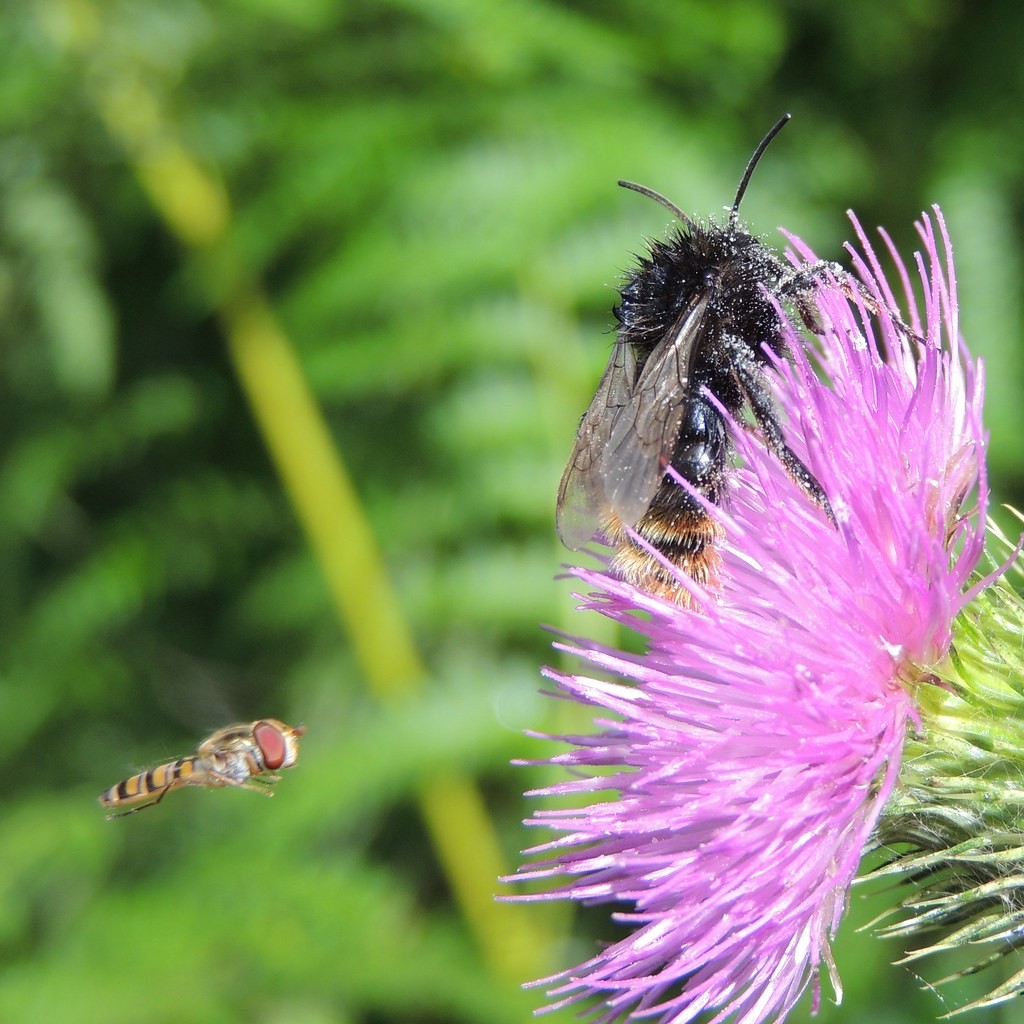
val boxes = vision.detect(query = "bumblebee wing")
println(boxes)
[556,293,712,547]
[556,339,638,549]
[600,292,710,524]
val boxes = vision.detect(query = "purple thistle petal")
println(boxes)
[517,209,988,1024]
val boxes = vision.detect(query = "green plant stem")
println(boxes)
[47,2,551,982]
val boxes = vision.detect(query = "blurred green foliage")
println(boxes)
[1,0,1023,1022]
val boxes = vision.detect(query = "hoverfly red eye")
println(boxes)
[253,721,287,770]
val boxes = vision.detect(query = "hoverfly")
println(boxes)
[99,718,305,818]
[557,114,836,604]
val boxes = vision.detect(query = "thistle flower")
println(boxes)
[515,208,1008,1023]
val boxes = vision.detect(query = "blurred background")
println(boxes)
[2,1,1022,1022]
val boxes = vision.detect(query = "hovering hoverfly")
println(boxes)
[99,718,305,818]
[556,114,837,605]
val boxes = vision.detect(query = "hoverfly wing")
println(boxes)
[599,292,712,526]
[556,338,638,549]
[195,722,251,760]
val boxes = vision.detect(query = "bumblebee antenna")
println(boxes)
[618,179,697,230]
[730,112,791,228]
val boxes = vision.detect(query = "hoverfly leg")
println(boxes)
[238,778,277,797]
[104,785,172,820]
[205,767,278,796]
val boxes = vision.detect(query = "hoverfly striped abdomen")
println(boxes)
[98,757,202,814]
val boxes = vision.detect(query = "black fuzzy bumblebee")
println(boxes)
[556,114,835,604]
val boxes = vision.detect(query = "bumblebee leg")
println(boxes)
[779,259,923,347]
[724,336,836,525]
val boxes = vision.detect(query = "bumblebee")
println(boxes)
[556,114,834,604]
